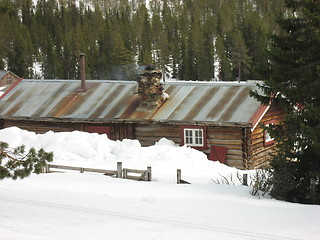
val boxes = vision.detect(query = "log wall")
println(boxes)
[250,104,285,169]
[134,124,180,146]
[206,126,244,169]
[2,119,76,133]
[1,119,133,140]
[134,123,246,169]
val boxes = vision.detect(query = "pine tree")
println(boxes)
[135,3,152,65]
[0,142,53,180]
[7,25,34,78]
[230,30,251,82]
[190,1,211,81]
[215,34,232,81]
[253,0,320,203]
[242,8,269,80]
[0,0,286,80]
[0,1,12,69]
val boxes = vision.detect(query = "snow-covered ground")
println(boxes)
[0,127,319,240]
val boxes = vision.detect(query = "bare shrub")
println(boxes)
[250,168,272,198]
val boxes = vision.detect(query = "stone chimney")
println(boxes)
[137,66,164,109]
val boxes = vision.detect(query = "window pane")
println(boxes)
[185,130,192,144]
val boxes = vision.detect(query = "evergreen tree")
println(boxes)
[0,1,12,69]
[0,142,53,180]
[151,10,170,75]
[229,30,251,82]
[7,25,34,78]
[216,34,232,81]
[242,9,269,80]
[190,1,211,81]
[252,0,320,203]
[135,3,152,65]
[0,0,286,81]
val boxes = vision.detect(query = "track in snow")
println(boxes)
[0,196,299,240]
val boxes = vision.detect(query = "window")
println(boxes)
[180,126,207,149]
[185,128,203,146]
[264,123,275,145]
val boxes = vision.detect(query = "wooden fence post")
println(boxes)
[117,162,122,178]
[123,168,127,179]
[80,168,84,173]
[243,174,248,186]
[147,166,152,181]
[41,165,49,173]
[310,178,316,204]
[177,169,181,184]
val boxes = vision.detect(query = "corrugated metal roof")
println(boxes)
[0,79,264,126]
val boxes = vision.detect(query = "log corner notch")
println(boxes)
[242,127,252,170]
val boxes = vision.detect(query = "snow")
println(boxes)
[0,86,6,96]
[0,127,319,240]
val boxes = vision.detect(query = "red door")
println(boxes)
[209,145,227,164]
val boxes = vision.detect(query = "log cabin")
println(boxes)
[0,62,284,169]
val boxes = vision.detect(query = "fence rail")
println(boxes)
[43,162,151,182]
[123,167,152,181]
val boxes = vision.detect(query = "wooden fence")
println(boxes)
[42,162,152,182]
[123,167,152,182]
[177,169,190,184]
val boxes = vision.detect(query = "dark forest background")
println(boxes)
[0,0,286,81]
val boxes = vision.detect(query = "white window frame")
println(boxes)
[184,128,204,147]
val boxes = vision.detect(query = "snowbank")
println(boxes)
[0,127,245,184]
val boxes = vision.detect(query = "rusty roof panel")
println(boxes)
[104,86,134,119]
[0,79,264,125]
[166,86,209,121]
[219,87,250,122]
[193,86,229,121]
[118,94,141,119]
[183,87,220,121]
[153,85,195,120]
[71,83,126,119]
